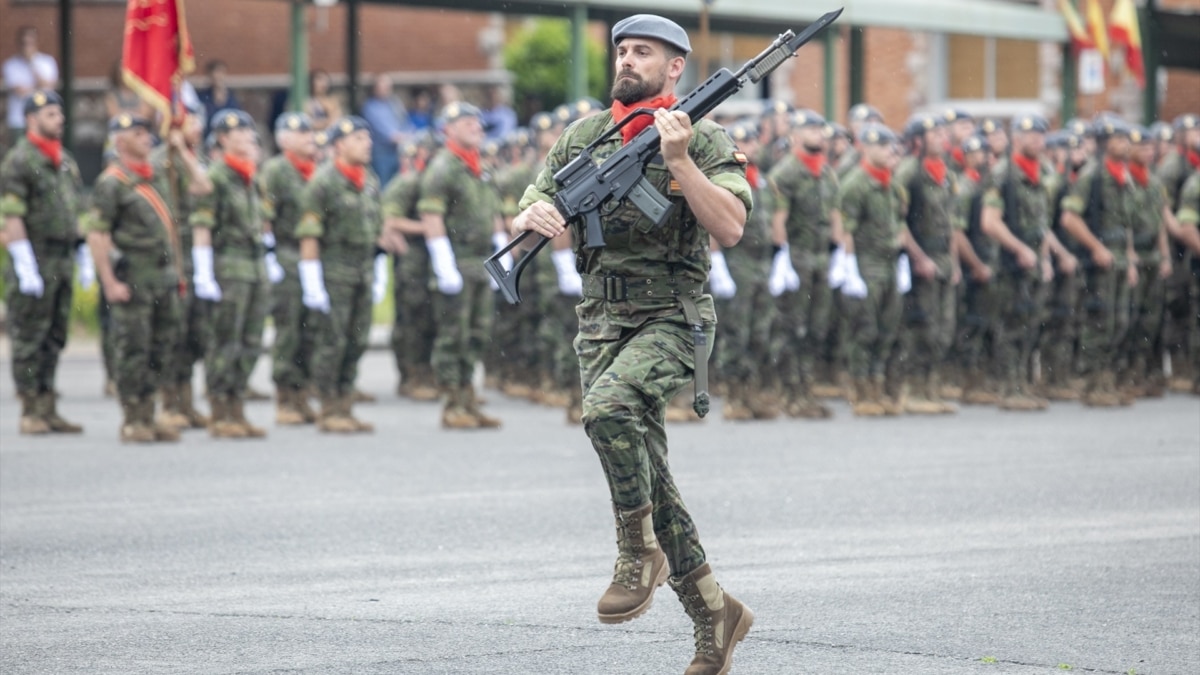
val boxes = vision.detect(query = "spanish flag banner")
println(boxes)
[1057,0,1093,52]
[121,0,196,133]
[1085,0,1110,60]
[1109,0,1145,88]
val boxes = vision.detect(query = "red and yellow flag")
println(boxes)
[1109,0,1145,88]
[1085,0,1110,60]
[121,0,195,132]
[1057,0,1093,52]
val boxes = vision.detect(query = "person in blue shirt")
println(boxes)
[361,75,412,185]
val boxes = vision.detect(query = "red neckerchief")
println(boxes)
[796,148,826,176]
[950,147,965,170]
[27,129,62,168]
[611,94,678,145]
[745,163,760,188]
[1105,157,1128,187]
[861,160,891,189]
[445,139,481,178]
[224,153,257,185]
[1188,150,1200,170]
[284,151,316,182]
[1012,152,1041,185]
[923,156,947,185]
[1128,161,1150,187]
[335,159,366,191]
[964,167,981,183]
[125,160,154,180]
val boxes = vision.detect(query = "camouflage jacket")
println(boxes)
[0,137,83,254]
[838,165,906,279]
[189,157,265,282]
[895,156,962,277]
[725,169,773,281]
[83,160,178,279]
[1156,150,1197,210]
[295,162,382,284]
[518,110,752,340]
[984,158,1057,273]
[1061,159,1131,266]
[959,168,994,268]
[418,148,500,280]
[494,160,538,219]
[148,144,200,257]
[769,153,840,273]
[1177,170,1199,228]
[1126,170,1168,259]
[258,154,311,252]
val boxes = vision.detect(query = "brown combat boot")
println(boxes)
[177,385,210,428]
[961,369,1001,405]
[1083,371,1122,408]
[208,395,248,439]
[293,388,318,423]
[244,385,271,401]
[343,394,375,433]
[999,388,1049,412]
[275,388,308,426]
[230,396,267,438]
[317,394,360,433]
[597,503,670,624]
[41,392,83,433]
[566,388,584,426]
[905,375,948,415]
[746,384,781,420]
[404,368,443,402]
[465,386,501,429]
[785,384,833,419]
[352,388,376,404]
[119,398,156,443]
[441,387,479,430]
[850,379,885,417]
[722,383,755,421]
[879,377,905,417]
[18,392,51,435]
[669,563,754,675]
[143,398,181,442]
[157,385,190,430]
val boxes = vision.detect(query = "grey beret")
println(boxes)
[612,14,692,55]
[275,112,313,133]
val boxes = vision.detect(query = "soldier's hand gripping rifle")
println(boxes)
[485,8,844,304]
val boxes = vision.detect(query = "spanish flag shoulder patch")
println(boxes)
[732,151,749,165]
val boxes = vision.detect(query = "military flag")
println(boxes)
[121,0,195,132]
[1057,0,1093,53]
[1108,0,1145,88]
[1085,0,1110,60]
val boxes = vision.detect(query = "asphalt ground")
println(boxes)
[1,346,1198,675]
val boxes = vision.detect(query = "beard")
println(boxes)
[610,69,666,105]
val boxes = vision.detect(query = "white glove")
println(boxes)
[426,236,463,295]
[492,232,513,271]
[192,246,222,301]
[264,252,285,284]
[551,248,583,297]
[75,244,96,290]
[828,245,848,289]
[768,244,795,297]
[708,250,737,299]
[298,259,331,313]
[372,252,389,305]
[896,253,912,295]
[841,254,868,299]
[6,239,44,297]
[784,259,801,292]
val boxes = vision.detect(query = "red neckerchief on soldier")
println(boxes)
[335,159,366,191]
[745,163,760,188]
[1012,152,1041,185]
[860,160,891,188]
[796,148,825,176]
[950,147,965,170]
[1128,161,1150,187]
[27,129,62,168]
[923,156,947,185]
[126,161,154,180]
[285,151,316,182]
[1105,157,1128,187]
[611,94,678,145]
[1188,149,1200,170]
[224,153,257,185]
[964,167,981,183]
[445,139,481,178]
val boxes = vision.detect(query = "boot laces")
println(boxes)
[684,593,716,655]
[611,514,644,589]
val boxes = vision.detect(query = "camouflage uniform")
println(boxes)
[769,152,838,412]
[494,158,545,396]
[1157,151,1199,388]
[520,111,752,577]
[84,159,182,431]
[381,168,437,394]
[1122,168,1168,389]
[1174,170,1200,392]
[956,165,1000,395]
[0,134,84,426]
[1041,163,1084,395]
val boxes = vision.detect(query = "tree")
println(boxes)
[502,19,607,121]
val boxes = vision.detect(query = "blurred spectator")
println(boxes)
[105,60,149,118]
[3,26,59,138]
[479,84,517,140]
[198,59,241,134]
[438,83,463,107]
[362,74,412,184]
[408,88,434,131]
[304,68,343,131]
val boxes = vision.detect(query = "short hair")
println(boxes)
[17,26,37,42]
[663,43,686,62]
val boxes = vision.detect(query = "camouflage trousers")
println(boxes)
[1160,253,1195,380]
[901,275,956,379]
[844,274,902,380]
[576,317,715,578]
[169,271,210,387]
[390,246,436,383]
[773,267,830,388]
[111,267,181,401]
[1040,269,1081,386]
[1124,262,1166,377]
[205,276,267,397]
[270,253,318,390]
[5,253,72,395]
[958,279,999,376]
[536,291,581,392]
[99,295,116,382]
[432,277,494,388]
[991,270,1045,395]
[312,278,372,397]
[1079,265,1131,376]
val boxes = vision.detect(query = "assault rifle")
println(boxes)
[484,8,844,304]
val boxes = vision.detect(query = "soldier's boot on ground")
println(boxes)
[1083,370,1122,408]
[275,388,308,426]
[41,392,84,433]
[157,385,191,430]
[879,377,905,417]
[465,386,502,429]
[317,394,360,433]
[850,379,885,417]
[229,397,267,438]
[927,373,958,414]
[18,393,51,435]
[143,398,181,442]
[207,396,247,439]
[177,385,210,428]
[786,382,833,420]
[748,388,782,420]
[722,383,755,421]
[441,387,480,430]
[293,387,319,423]
[669,563,754,675]
[999,382,1049,411]
[342,394,375,433]
[500,379,533,400]
[119,398,156,443]
[244,385,271,402]
[566,388,584,426]
[412,368,444,402]
[938,366,963,401]
[1168,355,1193,393]
[904,374,943,415]
[352,388,376,404]
[665,391,704,423]
[597,502,669,624]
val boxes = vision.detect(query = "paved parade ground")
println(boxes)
[2,346,1198,674]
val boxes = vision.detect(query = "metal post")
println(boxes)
[823,24,837,121]
[698,1,711,76]
[1140,3,1158,124]
[346,0,360,113]
[290,0,310,112]
[570,4,588,102]
[848,26,864,106]
[59,0,73,150]
[1061,42,1076,122]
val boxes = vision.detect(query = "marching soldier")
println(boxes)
[294,116,381,433]
[955,134,1001,404]
[1,89,85,435]
[1174,166,1200,394]
[835,103,884,177]
[259,111,320,425]
[1157,114,1200,392]
[190,109,269,438]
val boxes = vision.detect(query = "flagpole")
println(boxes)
[59,0,74,152]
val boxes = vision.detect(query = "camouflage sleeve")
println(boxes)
[1156,155,1182,206]
[380,174,408,219]
[417,157,452,216]
[368,173,384,237]
[893,183,910,230]
[892,158,916,215]
[692,122,753,214]
[518,132,573,211]
[838,174,862,234]
[81,173,120,235]
[766,163,791,216]
[0,152,29,218]
[1178,174,1200,225]
[948,173,967,231]
[294,174,326,240]
[189,167,220,230]
[257,162,278,222]
[1060,164,1093,215]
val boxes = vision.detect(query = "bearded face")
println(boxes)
[610,63,668,105]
